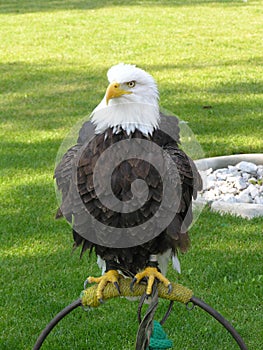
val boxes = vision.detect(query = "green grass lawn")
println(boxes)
[1,1,262,349]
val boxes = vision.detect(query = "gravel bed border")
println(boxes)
[194,154,263,219]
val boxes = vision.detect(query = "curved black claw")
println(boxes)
[114,281,121,294]
[168,283,172,294]
[130,277,137,292]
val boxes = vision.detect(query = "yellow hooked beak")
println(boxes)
[105,81,132,105]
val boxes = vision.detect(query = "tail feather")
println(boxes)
[172,254,181,274]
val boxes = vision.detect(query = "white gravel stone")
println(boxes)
[206,168,213,175]
[199,161,263,212]
[236,192,253,203]
[249,186,259,199]
[235,177,247,190]
[207,173,216,181]
[255,196,263,205]
[246,183,255,192]
[220,185,231,194]
[220,194,237,203]
[214,168,228,174]
[236,161,258,174]
[228,187,238,194]
[203,191,217,201]
[242,172,251,181]
[195,155,263,219]
[228,165,239,176]
[216,173,228,181]
[227,176,237,183]
[257,166,263,178]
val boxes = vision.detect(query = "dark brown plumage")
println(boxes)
[54,114,202,277]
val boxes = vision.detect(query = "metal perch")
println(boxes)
[33,276,247,350]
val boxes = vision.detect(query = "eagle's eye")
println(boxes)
[127,81,136,88]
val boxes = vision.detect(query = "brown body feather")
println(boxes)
[54,115,202,276]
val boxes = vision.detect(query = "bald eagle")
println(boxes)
[55,63,202,301]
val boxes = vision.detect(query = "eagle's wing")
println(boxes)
[54,121,95,222]
[77,120,96,144]
[158,113,202,198]
[54,144,82,221]
[164,143,202,252]
[158,112,181,143]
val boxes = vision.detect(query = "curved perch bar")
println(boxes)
[33,277,248,350]
[81,276,193,307]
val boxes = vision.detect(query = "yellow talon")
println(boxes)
[132,267,172,296]
[86,270,120,301]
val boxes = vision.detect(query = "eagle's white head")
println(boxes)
[91,63,160,135]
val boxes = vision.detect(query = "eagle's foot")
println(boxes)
[130,266,172,297]
[84,269,120,302]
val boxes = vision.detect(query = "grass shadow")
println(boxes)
[0,0,246,14]
[1,60,262,163]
